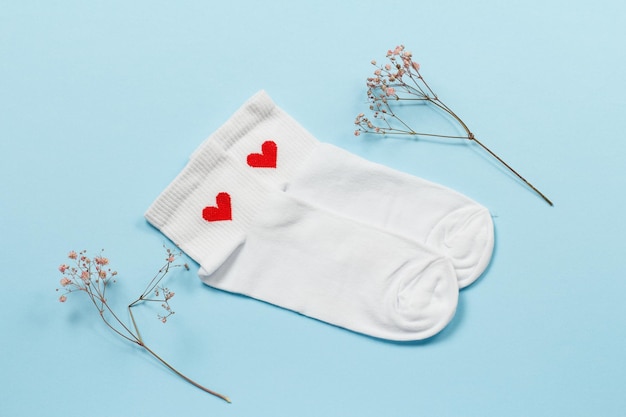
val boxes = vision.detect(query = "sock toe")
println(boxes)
[426,205,494,288]
[390,257,459,341]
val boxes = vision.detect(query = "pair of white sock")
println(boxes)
[145,91,494,341]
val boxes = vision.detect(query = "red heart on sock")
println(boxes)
[202,192,232,222]
[247,140,277,168]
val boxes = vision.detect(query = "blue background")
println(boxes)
[2,1,625,416]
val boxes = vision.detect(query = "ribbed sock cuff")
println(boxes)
[191,90,320,186]
[146,141,270,273]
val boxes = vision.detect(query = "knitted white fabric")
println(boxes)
[192,91,494,288]
[288,143,494,288]
[146,142,459,341]
[191,91,318,188]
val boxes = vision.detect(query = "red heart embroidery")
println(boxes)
[247,140,277,168]
[202,192,232,222]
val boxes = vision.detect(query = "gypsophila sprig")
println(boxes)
[56,247,231,403]
[355,44,553,206]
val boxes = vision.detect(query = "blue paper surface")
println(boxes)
[2,1,625,416]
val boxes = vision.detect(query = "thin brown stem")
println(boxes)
[84,283,141,344]
[93,302,140,344]
[430,97,553,206]
[384,103,418,134]
[99,294,139,340]
[139,342,231,403]
[429,97,473,137]
[415,70,438,100]
[141,263,169,299]
[100,314,139,343]
[406,71,430,98]
[360,128,468,139]
[128,304,143,344]
[470,137,554,206]
[392,97,431,101]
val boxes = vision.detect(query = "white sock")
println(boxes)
[288,144,494,289]
[192,91,494,288]
[146,142,459,341]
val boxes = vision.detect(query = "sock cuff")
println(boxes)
[146,146,225,230]
[203,90,278,151]
[145,142,270,273]
[192,90,320,184]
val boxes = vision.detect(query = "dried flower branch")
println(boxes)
[355,44,553,206]
[56,248,231,403]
